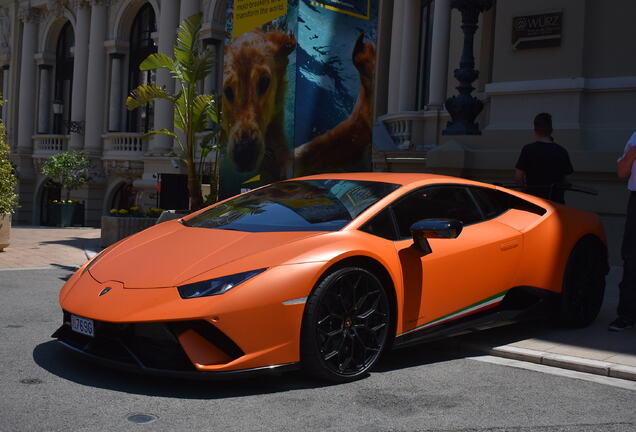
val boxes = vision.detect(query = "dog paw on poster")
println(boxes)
[222,29,296,183]
[294,33,376,176]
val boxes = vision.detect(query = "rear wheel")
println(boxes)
[558,237,606,328]
[301,267,391,382]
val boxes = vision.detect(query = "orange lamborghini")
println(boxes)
[53,173,609,382]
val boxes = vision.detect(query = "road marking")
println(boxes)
[468,355,636,391]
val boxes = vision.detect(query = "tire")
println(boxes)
[300,266,391,382]
[558,236,606,328]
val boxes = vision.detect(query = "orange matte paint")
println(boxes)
[58,173,607,373]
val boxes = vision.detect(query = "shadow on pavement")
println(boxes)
[39,237,98,253]
[33,341,326,398]
[33,339,472,398]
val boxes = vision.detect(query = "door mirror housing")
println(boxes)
[410,219,463,254]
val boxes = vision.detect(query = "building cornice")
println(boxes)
[485,77,636,95]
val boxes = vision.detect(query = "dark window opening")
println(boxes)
[127,3,157,133]
[416,0,434,109]
[53,22,74,135]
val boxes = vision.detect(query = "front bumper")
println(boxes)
[52,311,299,379]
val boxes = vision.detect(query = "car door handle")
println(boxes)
[500,241,519,251]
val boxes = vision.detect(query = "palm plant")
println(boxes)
[126,13,220,211]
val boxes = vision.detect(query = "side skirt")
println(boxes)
[392,286,558,349]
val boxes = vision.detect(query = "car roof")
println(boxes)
[293,172,464,186]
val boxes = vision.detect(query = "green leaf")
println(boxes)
[174,13,203,81]
[126,85,174,110]
[39,151,91,195]
[0,120,18,213]
[143,129,177,140]
[140,53,177,72]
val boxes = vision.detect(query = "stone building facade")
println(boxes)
[2,0,635,262]
[1,0,225,226]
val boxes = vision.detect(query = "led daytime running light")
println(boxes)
[178,268,267,299]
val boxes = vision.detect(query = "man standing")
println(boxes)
[609,131,636,331]
[515,113,574,204]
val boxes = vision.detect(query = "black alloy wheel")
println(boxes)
[301,266,391,382]
[558,236,607,328]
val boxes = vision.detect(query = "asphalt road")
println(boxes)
[1,267,634,432]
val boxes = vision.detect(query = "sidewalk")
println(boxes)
[1,226,634,381]
[0,226,100,270]
[447,266,636,381]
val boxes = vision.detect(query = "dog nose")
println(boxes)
[233,137,259,172]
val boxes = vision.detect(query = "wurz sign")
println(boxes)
[512,11,562,50]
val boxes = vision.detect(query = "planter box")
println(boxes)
[0,213,11,251]
[47,202,85,227]
[101,216,157,248]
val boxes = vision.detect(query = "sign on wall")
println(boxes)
[512,11,562,50]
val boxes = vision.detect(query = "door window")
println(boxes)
[392,186,483,239]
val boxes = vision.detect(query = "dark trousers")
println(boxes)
[618,192,636,321]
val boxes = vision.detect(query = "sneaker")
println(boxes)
[608,317,635,332]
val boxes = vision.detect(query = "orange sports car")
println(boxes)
[53,173,608,382]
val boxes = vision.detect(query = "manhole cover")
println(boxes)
[20,378,43,385]
[127,414,157,424]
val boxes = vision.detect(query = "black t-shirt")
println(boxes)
[515,141,574,203]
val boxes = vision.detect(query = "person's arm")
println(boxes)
[618,146,636,179]
[515,168,526,185]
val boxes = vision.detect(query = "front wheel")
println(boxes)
[300,267,391,382]
[557,237,606,328]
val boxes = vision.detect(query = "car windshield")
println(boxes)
[183,180,400,232]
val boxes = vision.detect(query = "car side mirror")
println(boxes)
[410,219,463,255]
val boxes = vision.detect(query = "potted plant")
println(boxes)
[40,151,90,227]
[0,115,18,251]
[127,13,221,211]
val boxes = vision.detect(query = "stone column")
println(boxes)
[150,0,180,155]
[16,8,39,153]
[108,53,124,131]
[69,1,91,150]
[203,42,217,94]
[387,0,404,113]
[83,0,108,155]
[428,0,451,108]
[180,0,200,22]
[2,65,9,124]
[37,65,52,133]
[397,0,420,112]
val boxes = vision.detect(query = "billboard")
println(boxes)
[293,0,377,176]
[220,0,378,197]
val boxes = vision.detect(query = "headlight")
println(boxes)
[177,268,267,299]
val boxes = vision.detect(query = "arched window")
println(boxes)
[53,22,74,134]
[127,3,157,132]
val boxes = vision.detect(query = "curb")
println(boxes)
[465,343,636,382]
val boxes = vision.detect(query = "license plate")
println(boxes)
[70,315,94,337]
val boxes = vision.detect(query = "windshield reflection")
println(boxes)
[183,180,400,232]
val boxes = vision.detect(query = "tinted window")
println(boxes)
[360,208,398,240]
[471,187,546,218]
[392,186,483,238]
[470,187,506,219]
[183,180,400,232]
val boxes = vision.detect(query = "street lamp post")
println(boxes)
[443,0,493,135]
